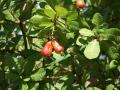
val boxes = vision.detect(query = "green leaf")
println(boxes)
[4,53,24,73]
[84,39,100,59]
[80,18,90,28]
[21,82,28,90]
[45,83,56,90]
[44,5,56,19]
[96,28,120,41]
[38,28,52,38]
[30,15,43,23]
[105,28,120,36]
[93,87,101,90]
[45,0,57,9]
[55,82,64,90]
[106,84,115,90]
[66,32,74,39]
[29,82,39,90]
[67,11,78,21]
[92,13,103,26]
[23,58,35,76]
[76,36,82,46]
[107,46,119,60]
[30,68,46,81]
[3,10,15,21]
[109,60,118,69]
[76,36,87,46]
[117,66,120,72]
[55,74,74,90]
[55,5,68,17]
[79,28,95,36]
[68,21,79,30]
[86,87,93,90]
[87,0,93,6]
[86,87,101,90]
[30,15,53,28]
[52,52,71,63]
[57,18,66,29]
[30,15,49,26]
[52,52,65,62]
[32,38,44,51]
[40,22,53,27]
[93,0,101,7]
[23,78,30,82]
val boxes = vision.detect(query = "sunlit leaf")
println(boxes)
[84,39,100,59]
[79,28,95,36]
[44,5,56,19]
[21,82,28,90]
[29,82,39,90]
[109,60,118,69]
[30,68,46,81]
[66,32,74,39]
[67,11,78,21]
[106,84,115,90]
[55,5,68,17]
[3,10,15,21]
[92,13,103,26]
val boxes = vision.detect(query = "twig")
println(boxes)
[19,22,29,49]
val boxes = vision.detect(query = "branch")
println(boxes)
[18,0,37,49]
[19,22,29,50]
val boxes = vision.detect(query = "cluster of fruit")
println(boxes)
[41,0,85,57]
[41,40,64,57]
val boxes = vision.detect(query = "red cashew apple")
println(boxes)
[41,41,53,57]
[52,40,64,53]
[76,0,85,9]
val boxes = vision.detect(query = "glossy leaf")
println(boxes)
[67,11,78,21]
[55,5,68,17]
[109,60,118,69]
[44,5,56,19]
[79,28,95,36]
[106,84,115,90]
[21,82,28,90]
[92,13,103,26]
[84,39,100,59]
[30,68,46,81]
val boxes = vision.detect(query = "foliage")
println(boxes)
[0,0,120,90]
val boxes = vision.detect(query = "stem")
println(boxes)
[18,0,37,49]
[19,22,29,50]
[50,15,57,39]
